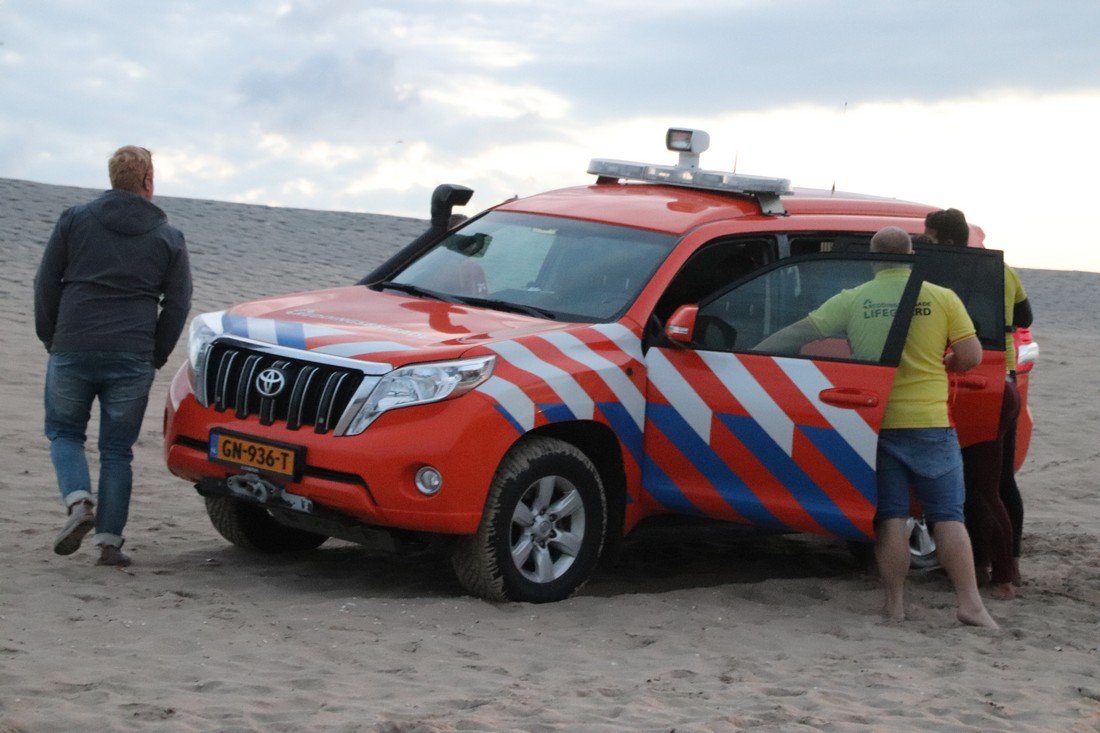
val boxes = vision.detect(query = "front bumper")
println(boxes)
[196,474,429,552]
[165,364,514,535]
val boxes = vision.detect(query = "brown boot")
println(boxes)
[96,543,131,567]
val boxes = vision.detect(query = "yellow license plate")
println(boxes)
[210,431,302,480]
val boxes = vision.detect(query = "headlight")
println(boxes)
[187,311,224,405]
[344,355,495,435]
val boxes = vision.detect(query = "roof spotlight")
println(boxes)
[665,128,710,168]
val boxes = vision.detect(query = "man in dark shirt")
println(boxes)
[34,145,192,566]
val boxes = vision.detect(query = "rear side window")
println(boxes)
[789,233,872,256]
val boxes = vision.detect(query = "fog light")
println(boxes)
[414,466,443,496]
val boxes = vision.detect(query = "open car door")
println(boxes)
[911,242,1006,447]
[642,251,935,542]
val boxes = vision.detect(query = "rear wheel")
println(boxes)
[907,516,940,570]
[451,437,606,603]
[848,516,941,571]
[205,496,328,553]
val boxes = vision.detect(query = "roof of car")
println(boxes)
[497,182,938,235]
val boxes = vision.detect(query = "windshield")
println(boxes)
[386,212,677,322]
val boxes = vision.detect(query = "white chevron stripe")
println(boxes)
[699,351,795,456]
[232,316,349,344]
[299,323,352,339]
[488,341,595,420]
[477,375,535,431]
[538,331,644,429]
[773,358,877,468]
[592,323,644,361]
[647,349,712,442]
[245,318,279,344]
[312,341,411,358]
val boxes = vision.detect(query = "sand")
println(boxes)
[1,177,1097,732]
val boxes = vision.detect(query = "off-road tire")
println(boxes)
[847,517,941,571]
[205,496,328,553]
[907,516,940,571]
[451,437,606,603]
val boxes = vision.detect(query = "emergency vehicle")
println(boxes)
[164,128,1037,602]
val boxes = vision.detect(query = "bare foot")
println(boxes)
[990,583,1016,601]
[882,601,905,622]
[1011,558,1022,587]
[957,605,999,629]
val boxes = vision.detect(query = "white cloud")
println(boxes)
[282,178,317,197]
[153,150,239,185]
[2,1,1100,271]
[569,93,1100,272]
[421,77,571,119]
[344,142,436,195]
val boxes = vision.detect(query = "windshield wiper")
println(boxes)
[375,280,462,304]
[455,295,558,320]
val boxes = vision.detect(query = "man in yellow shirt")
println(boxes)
[757,226,996,628]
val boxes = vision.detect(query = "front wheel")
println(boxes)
[451,437,606,603]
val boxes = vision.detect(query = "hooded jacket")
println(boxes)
[34,188,192,367]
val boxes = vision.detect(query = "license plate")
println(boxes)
[210,430,303,480]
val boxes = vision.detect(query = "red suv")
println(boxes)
[164,128,1034,601]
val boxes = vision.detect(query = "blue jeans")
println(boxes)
[44,352,156,547]
[876,427,966,525]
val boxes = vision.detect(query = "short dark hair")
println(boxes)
[924,208,969,245]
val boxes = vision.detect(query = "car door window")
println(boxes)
[651,237,774,326]
[912,242,1005,349]
[694,254,919,365]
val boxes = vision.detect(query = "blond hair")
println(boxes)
[108,145,152,193]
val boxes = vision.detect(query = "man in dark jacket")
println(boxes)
[34,145,192,566]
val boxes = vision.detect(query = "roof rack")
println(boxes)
[587,127,791,215]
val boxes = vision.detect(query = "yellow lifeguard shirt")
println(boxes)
[807,267,976,429]
[1004,264,1027,372]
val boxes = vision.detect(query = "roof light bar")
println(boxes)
[587,159,790,195]
[587,127,791,214]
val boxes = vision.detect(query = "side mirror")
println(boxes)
[665,305,698,344]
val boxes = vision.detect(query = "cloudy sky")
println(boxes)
[2,1,1098,271]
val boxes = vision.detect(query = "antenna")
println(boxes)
[831,101,847,195]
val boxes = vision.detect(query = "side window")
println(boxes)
[652,237,774,325]
[694,256,913,366]
[913,243,1005,349]
[789,233,872,256]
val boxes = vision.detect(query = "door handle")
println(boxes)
[951,375,988,389]
[819,387,879,409]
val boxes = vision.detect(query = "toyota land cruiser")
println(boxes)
[164,128,1036,601]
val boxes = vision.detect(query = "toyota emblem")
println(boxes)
[255,367,286,398]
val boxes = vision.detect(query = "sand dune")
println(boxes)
[1,178,1097,732]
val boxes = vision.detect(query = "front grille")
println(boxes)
[203,343,366,434]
